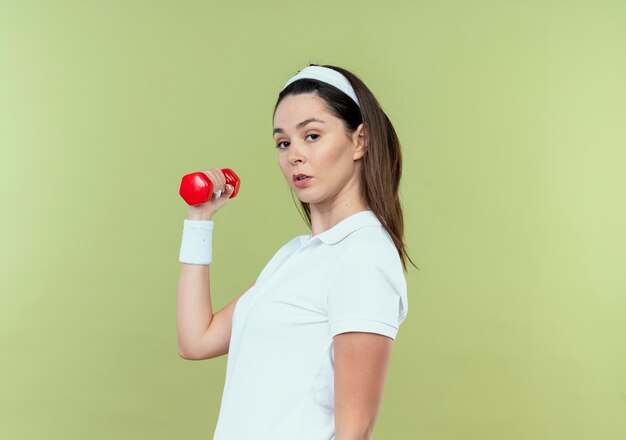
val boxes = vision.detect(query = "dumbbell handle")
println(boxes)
[179,168,240,205]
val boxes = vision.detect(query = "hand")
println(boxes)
[186,168,235,220]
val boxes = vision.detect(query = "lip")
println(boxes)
[293,173,312,188]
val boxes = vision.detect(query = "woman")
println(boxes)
[176,64,414,439]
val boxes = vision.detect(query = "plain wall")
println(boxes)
[1,0,624,439]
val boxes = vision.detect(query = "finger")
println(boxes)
[203,169,223,195]
[216,168,226,191]
[221,184,234,198]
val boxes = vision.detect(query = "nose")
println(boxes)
[287,143,305,166]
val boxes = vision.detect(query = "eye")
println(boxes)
[276,140,289,150]
[306,133,320,141]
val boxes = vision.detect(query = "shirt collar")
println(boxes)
[299,210,381,246]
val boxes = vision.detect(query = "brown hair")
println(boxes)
[273,64,418,271]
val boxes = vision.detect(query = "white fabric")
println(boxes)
[179,219,213,265]
[282,65,360,107]
[212,210,408,439]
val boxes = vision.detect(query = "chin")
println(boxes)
[294,195,314,204]
[292,190,320,205]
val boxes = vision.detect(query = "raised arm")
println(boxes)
[333,332,394,440]
[175,167,244,360]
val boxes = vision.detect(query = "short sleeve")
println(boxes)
[326,243,407,341]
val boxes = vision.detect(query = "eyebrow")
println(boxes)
[273,118,325,136]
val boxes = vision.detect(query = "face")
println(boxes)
[272,93,366,207]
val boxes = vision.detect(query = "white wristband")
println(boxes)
[179,219,214,265]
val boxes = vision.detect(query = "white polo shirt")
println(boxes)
[212,210,408,439]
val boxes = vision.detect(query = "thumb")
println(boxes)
[221,184,234,198]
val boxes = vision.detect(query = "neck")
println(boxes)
[308,187,369,236]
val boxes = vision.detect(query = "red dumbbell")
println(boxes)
[179,168,241,205]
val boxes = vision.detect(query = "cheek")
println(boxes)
[320,142,351,170]
[278,155,291,176]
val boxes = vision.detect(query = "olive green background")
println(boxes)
[1,0,624,439]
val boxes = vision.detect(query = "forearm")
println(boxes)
[176,262,213,357]
[336,434,371,440]
[335,423,373,440]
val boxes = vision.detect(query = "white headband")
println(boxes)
[282,65,360,107]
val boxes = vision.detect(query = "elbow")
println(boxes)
[178,349,191,360]
[178,345,198,360]
[178,346,215,360]
[179,351,200,360]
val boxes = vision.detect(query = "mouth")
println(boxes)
[292,173,312,188]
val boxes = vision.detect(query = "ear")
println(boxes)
[352,123,368,160]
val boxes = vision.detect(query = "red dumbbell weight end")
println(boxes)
[179,168,241,205]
